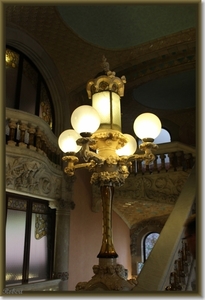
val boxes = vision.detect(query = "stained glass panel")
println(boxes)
[28,213,48,282]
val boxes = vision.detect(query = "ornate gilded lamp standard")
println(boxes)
[58,57,161,291]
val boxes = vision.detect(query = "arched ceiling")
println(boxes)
[56,4,197,111]
[133,69,196,110]
[56,4,197,49]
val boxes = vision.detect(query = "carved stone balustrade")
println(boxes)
[131,141,195,174]
[6,108,61,166]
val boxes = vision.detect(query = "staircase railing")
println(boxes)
[132,165,196,292]
[131,141,195,174]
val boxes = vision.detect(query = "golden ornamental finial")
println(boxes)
[86,56,126,99]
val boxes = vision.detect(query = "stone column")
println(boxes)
[49,175,75,291]
[49,198,75,291]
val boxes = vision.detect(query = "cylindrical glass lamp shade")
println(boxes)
[58,129,82,153]
[133,113,161,140]
[116,134,137,156]
[92,91,121,131]
[71,105,100,134]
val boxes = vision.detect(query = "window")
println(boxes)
[5,194,56,286]
[144,232,159,261]
[5,46,55,131]
[137,232,159,275]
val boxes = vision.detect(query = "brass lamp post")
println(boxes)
[58,56,161,291]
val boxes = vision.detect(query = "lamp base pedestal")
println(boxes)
[75,258,137,291]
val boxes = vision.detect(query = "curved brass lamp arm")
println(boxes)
[84,149,105,166]
[74,160,97,171]
[125,142,158,165]
[63,155,98,176]
[77,137,105,165]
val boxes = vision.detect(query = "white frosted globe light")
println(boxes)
[116,134,137,156]
[58,129,82,153]
[133,113,161,140]
[71,105,100,134]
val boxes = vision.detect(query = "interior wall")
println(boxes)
[68,168,132,291]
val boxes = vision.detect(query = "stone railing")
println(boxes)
[132,166,196,292]
[164,235,195,291]
[6,108,61,166]
[131,141,195,174]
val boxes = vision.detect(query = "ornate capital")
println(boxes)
[49,199,75,212]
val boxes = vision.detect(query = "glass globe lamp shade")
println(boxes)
[116,134,137,156]
[133,113,161,140]
[71,105,100,134]
[92,91,121,131]
[58,129,82,153]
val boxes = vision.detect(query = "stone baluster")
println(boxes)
[153,155,158,172]
[41,136,47,155]
[36,127,43,154]
[19,121,28,148]
[184,153,193,170]
[7,119,18,146]
[168,152,177,171]
[159,153,166,171]
[28,124,36,151]
[44,139,50,157]
[50,146,57,164]
[47,147,52,161]
[176,151,183,169]
[145,163,150,174]
[136,160,142,174]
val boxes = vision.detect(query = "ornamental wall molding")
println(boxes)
[6,146,63,200]
[92,171,190,213]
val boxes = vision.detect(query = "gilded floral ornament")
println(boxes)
[86,57,126,98]
[91,171,129,186]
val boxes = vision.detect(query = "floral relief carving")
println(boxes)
[113,172,188,203]
[6,156,62,199]
[91,171,189,227]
